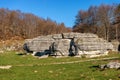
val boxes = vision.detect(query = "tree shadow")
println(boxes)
[34,50,50,57]
[16,52,27,56]
[68,38,78,56]
[89,65,100,69]
[89,65,102,71]
[17,53,24,55]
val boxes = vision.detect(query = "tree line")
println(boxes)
[0,8,71,40]
[73,4,120,41]
[0,4,120,41]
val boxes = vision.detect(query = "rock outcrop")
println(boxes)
[23,32,113,58]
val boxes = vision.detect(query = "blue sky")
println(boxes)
[0,0,120,27]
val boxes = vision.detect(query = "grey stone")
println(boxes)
[111,40,120,51]
[51,39,70,56]
[24,36,54,52]
[52,34,62,39]
[107,62,120,69]
[100,62,120,70]
[24,32,114,57]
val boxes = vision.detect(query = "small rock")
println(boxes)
[0,65,12,69]
[48,70,53,73]
[34,70,38,73]
[100,62,120,70]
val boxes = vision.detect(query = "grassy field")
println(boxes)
[0,51,120,80]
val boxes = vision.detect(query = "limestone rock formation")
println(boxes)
[23,32,113,57]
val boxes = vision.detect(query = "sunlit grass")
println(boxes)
[0,51,120,80]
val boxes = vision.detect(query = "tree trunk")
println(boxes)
[115,24,118,40]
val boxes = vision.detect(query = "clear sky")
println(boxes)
[0,0,120,27]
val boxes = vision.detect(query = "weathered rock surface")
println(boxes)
[52,39,71,56]
[111,40,120,51]
[24,32,114,57]
[100,62,120,70]
[24,35,54,52]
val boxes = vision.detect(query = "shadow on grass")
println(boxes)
[16,52,27,56]
[89,65,101,71]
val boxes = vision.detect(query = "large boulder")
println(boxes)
[24,35,54,53]
[51,39,71,56]
[75,38,113,51]
[24,32,114,57]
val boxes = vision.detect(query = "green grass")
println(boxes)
[0,51,120,80]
